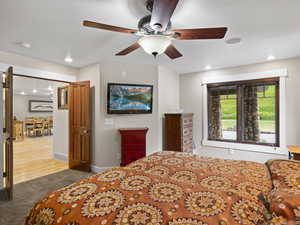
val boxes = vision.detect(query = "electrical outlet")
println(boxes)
[121,71,127,77]
[117,152,121,160]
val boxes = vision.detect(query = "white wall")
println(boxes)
[0,51,78,77]
[13,94,52,121]
[179,57,300,163]
[158,66,180,150]
[77,62,161,169]
[52,83,69,161]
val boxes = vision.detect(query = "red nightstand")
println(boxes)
[119,128,148,166]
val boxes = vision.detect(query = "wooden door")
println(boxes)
[1,67,14,200]
[69,81,91,172]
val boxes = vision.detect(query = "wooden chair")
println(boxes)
[25,117,36,137]
[13,120,24,141]
[42,117,53,136]
[33,118,45,136]
[48,117,53,135]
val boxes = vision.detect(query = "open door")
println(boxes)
[0,67,13,200]
[69,81,91,172]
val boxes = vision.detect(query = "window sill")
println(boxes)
[202,139,288,155]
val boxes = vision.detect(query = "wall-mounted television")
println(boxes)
[107,83,153,114]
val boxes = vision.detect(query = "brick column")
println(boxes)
[209,95,222,139]
[243,86,259,142]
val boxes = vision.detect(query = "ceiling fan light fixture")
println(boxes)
[64,56,73,63]
[138,35,171,56]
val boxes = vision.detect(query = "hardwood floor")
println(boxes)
[13,136,68,184]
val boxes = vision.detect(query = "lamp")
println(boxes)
[138,35,171,57]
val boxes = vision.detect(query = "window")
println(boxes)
[207,78,279,147]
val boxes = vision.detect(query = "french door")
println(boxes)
[0,67,14,200]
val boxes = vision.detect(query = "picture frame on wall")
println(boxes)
[29,100,53,112]
[58,86,69,110]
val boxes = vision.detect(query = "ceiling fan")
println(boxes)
[83,0,228,59]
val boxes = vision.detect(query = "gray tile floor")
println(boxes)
[0,169,93,225]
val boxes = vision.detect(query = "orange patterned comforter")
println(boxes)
[24,151,273,225]
[267,160,300,225]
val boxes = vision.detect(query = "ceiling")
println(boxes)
[1,0,300,74]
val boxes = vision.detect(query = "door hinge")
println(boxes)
[6,137,16,141]
[3,172,7,178]
[3,128,6,133]
[2,82,10,89]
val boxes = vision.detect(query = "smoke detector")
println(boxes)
[226,37,242,45]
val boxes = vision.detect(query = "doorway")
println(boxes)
[1,67,92,200]
[12,76,69,184]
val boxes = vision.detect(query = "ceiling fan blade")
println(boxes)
[115,43,140,56]
[150,0,179,31]
[83,21,137,34]
[172,27,228,40]
[165,44,183,59]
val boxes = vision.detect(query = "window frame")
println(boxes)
[202,69,288,155]
[207,78,280,147]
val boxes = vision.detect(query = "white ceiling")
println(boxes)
[1,0,300,74]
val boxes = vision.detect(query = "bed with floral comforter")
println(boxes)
[24,151,274,225]
[267,159,300,225]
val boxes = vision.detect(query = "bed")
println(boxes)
[24,151,298,225]
[266,159,300,224]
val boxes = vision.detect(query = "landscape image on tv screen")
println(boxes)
[108,83,153,114]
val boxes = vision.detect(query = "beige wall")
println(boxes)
[180,57,300,162]
[158,66,180,150]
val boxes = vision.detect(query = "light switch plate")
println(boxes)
[104,118,114,126]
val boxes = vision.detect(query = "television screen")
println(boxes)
[107,83,153,114]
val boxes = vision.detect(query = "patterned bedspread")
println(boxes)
[24,151,273,225]
[267,160,300,225]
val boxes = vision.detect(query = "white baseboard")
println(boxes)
[53,153,68,162]
[53,153,116,173]
[91,165,115,173]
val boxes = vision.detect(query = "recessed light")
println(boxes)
[48,86,53,91]
[64,56,73,63]
[18,42,31,49]
[226,37,242,45]
[33,89,37,93]
[205,65,212,70]
[267,55,275,60]
[20,92,25,95]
